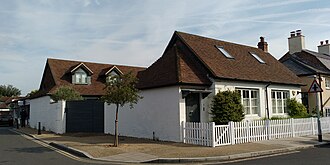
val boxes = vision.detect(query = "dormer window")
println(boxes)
[106,71,119,83]
[250,52,266,64]
[74,68,88,84]
[216,46,234,59]
[105,66,123,83]
[70,63,93,85]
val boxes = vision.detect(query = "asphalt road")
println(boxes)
[0,126,115,165]
[220,144,330,165]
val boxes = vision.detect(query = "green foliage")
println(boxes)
[51,86,83,101]
[102,72,142,147]
[26,89,39,97]
[261,116,290,120]
[287,98,310,118]
[0,84,21,97]
[211,90,244,125]
[102,72,142,108]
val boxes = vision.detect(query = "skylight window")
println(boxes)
[216,46,234,59]
[250,52,266,64]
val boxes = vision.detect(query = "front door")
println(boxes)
[185,93,200,122]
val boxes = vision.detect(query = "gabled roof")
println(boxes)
[34,58,145,98]
[70,63,94,75]
[279,50,330,76]
[105,66,123,76]
[137,31,302,89]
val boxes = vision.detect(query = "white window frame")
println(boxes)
[74,68,88,84]
[106,71,119,83]
[325,107,330,117]
[236,88,260,116]
[271,90,289,115]
[325,78,330,89]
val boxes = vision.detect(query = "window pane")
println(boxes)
[283,92,288,99]
[271,91,275,99]
[252,107,258,114]
[244,107,250,114]
[277,92,282,99]
[82,74,87,83]
[272,99,276,113]
[243,90,249,98]
[251,91,257,98]
[277,100,283,113]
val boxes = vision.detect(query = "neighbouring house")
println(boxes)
[280,30,330,116]
[104,31,303,142]
[29,58,145,133]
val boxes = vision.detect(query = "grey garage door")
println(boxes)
[65,100,104,133]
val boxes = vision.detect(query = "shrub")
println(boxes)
[286,98,309,118]
[51,86,83,101]
[210,90,244,125]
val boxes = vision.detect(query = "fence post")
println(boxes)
[291,118,295,137]
[182,121,186,143]
[247,120,251,142]
[211,122,215,147]
[229,121,235,145]
[266,119,270,140]
[311,117,315,135]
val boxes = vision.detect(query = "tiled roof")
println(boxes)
[137,42,212,89]
[138,31,302,89]
[279,50,330,76]
[176,31,302,85]
[34,58,145,97]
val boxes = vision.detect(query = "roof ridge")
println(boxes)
[175,31,263,51]
[47,58,146,69]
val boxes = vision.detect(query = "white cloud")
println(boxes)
[1,0,330,95]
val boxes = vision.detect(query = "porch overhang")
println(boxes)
[181,89,212,99]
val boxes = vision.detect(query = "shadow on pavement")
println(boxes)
[6,146,52,154]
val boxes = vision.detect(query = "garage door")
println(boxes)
[66,100,104,133]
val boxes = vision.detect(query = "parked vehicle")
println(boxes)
[0,112,13,126]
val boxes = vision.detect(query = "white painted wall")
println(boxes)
[29,96,66,134]
[209,80,301,120]
[105,86,182,142]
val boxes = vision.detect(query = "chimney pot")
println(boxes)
[290,31,295,37]
[296,29,302,36]
[321,41,324,45]
[258,36,268,52]
[326,40,329,44]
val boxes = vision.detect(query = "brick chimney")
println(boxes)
[318,40,330,55]
[288,29,305,54]
[257,36,268,52]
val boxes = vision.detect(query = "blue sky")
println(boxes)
[1,0,330,95]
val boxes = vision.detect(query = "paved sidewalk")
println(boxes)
[13,127,330,163]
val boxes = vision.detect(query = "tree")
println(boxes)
[102,72,142,147]
[0,84,21,97]
[210,90,244,125]
[51,86,83,101]
[26,89,39,97]
[287,98,309,118]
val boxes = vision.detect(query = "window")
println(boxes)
[271,90,289,114]
[236,88,259,115]
[73,68,89,84]
[250,52,265,64]
[216,46,234,59]
[106,71,119,83]
[325,108,330,117]
[325,78,330,89]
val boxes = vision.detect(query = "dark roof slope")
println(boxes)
[279,50,330,76]
[35,58,145,97]
[176,31,302,85]
[137,40,212,89]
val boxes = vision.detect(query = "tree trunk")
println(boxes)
[114,104,119,147]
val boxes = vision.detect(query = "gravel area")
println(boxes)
[17,127,287,158]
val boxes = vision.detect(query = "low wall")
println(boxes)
[29,96,66,134]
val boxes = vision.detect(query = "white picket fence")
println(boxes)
[182,117,330,147]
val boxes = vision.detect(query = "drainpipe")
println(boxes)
[265,83,271,119]
[318,74,324,116]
